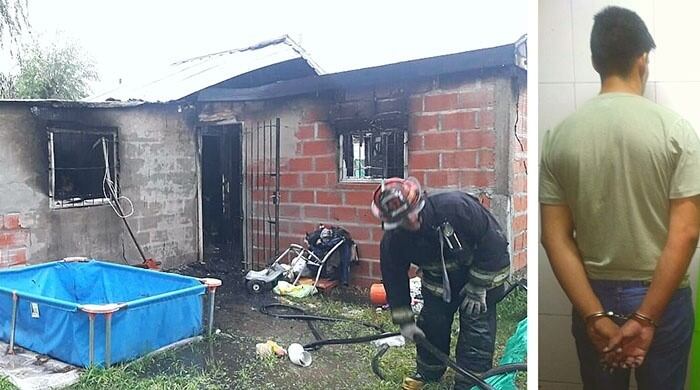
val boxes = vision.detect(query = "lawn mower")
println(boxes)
[244,243,314,293]
[244,262,290,294]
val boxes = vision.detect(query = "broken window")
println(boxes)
[339,127,406,181]
[48,126,119,209]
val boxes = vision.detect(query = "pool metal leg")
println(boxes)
[8,291,18,355]
[208,288,216,336]
[199,278,221,337]
[88,313,96,365]
[80,304,121,367]
[105,312,113,368]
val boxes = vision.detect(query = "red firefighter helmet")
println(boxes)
[370,177,425,230]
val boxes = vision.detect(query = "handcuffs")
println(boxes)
[585,310,659,328]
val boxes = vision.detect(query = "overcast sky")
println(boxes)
[20,0,527,94]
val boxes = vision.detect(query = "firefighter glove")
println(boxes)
[400,322,425,342]
[460,283,487,316]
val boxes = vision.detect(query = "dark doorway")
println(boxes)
[200,124,242,268]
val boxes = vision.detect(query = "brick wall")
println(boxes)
[275,109,386,286]
[261,75,520,287]
[0,213,28,267]
[210,69,526,287]
[408,79,497,191]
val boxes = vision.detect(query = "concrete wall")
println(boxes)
[201,68,527,286]
[539,1,700,388]
[512,76,528,274]
[0,103,199,270]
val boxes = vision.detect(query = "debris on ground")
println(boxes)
[273,280,317,298]
[255,340,287,359]
[0,253,526,390]
[0,341,80,390]
[371,335,406,348]
[287,343,312,367]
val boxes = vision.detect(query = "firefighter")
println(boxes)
[371,177,510,389]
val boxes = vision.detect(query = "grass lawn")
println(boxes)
[0,376,13,390]
[230,286,527,389]
[0,286,526,389]
[0,345,229,390]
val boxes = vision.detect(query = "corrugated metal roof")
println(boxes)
[199,38,527,102]
[85,35,323,103]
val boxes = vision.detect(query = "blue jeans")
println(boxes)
[571,280,694,390]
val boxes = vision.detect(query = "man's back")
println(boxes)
[540,92,700,282]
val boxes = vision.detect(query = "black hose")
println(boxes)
[502,279,527,298]
[260,303,385,348]
[371,344,390,381]
[414,333,493,390]
[261,281,527,389]
[304,331,399,351]
[482,363,528,379]
[260,303,384,332]
[369,341,527,385]
[370,281,527,385]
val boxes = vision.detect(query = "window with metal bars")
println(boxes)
[47,126,119,209]
[339,128,406,181]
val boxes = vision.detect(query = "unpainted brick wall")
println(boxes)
[264,75,520,287]
[408,80,497,190]
[211,71,526,287]
[0,213,28,267]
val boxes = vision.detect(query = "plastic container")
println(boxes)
[288,343,312,367]
[370,283,388,306]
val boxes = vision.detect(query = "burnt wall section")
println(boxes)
[199,67,527,286]
[0,103,198,269]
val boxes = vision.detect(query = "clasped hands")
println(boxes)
[585,312,656,371]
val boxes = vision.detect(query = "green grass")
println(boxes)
[230,287,527,389]
[369,287,527,390]
[0,344,230,390]
[71,343,230,390]
[0,287,526,389]
[0,376,13,390]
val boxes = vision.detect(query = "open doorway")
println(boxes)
[200,124,242,268]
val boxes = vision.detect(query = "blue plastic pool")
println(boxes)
[0,259,208,367]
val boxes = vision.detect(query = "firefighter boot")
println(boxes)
[401,373,427,390]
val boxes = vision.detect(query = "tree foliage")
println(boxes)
[0,71,15,98]
[10,40,99,99]
[1,2,99,100]
[0,0,29,53]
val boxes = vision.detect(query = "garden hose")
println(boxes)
[260,303,524,390]
[370,339,527,387]
[259,303,385,349]
[413,332,492,389]
[260,279,527,389]
[303,332,400,351]
[371,344,391,380]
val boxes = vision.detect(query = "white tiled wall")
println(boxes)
[539,0,700,388]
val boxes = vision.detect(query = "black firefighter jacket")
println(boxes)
[379,191,511,325]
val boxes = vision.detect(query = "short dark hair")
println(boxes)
[590,6,655,78]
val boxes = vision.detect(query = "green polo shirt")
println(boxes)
[540,92,700,284]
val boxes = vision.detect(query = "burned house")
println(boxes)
[0,36,527,286]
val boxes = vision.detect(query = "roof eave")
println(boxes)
[198,42,522,103]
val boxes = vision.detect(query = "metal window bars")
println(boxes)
[243,119,280,271]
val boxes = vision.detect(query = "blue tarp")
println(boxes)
[0,260,205,367]
[480,318,527,390]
